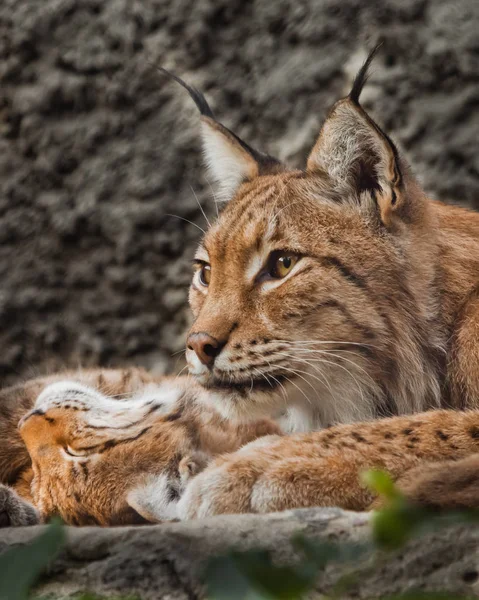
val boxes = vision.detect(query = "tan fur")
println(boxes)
[393,454,479,510]
[2,54,479,523]
[186,170,479,429]
[0,367,158,487]
[178,410,479,518]
[180,58,479,432]
[3,373,479,524]
[0,370,280,526]
[176,53,479,514]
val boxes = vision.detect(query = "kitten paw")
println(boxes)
[0,484,39,527]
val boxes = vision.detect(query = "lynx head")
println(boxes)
[163,47,441,430]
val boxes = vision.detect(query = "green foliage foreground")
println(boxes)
[0,471,477,600]
[0,519,65,600]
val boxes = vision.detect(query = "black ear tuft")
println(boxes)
[156,64,283,200]
[156,65,280,168]
[156,66,215,119]
[349,43,383,105]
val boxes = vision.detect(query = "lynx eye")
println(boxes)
[63,445,87,458]
[268,252,300,279]
[198,263,211,286]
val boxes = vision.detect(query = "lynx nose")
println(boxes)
[187,332,225,367]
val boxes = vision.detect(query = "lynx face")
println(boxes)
[187,174,388,425]
[167,50,442,429]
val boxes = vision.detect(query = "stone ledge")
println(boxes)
[2,508,479,599]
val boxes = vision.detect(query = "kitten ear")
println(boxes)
[178,451,209,486]
[158,67,281,201]
[307,46,403,226]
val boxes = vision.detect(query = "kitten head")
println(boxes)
[18,378,281,524]
[163,47,440,428]
[18,380,208,525]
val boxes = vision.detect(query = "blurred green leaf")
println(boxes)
[361,469,400,501]
[293,536,369,568]
[206,553,260,600]
[0,520,65,600]
[206,549,317,600]
[362,469,436,549]
[205,469,479,599]
[32,594,141,600]
[30,593,141,600]
[371,500,432,549]
[205,536,372,600]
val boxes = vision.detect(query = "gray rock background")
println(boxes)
[0,0,477,385]
[2,509,479,599]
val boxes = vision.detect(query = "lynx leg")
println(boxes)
[178,410,479,519]
[127,453,210,523]
[177,443,376,519]
[449,291,479,408]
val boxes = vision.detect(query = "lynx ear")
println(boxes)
[200,116,262,201]
[307,47,402,225]
[158,67,281,201]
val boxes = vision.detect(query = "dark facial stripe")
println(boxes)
[75,427,151,454]
[311,299,377,344]
[85,403,163,430]
[319,256,369,290]
[314,254,396,339]
[80,462,89,480]
[98,426,152,453]
[212,180,276,258]
[230,178,278,215]
[164,409,183,422]
[223,183,278,245]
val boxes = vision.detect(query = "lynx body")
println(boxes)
[1,48,479,524]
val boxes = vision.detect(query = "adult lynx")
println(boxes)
[165,48,479,432]
[1,47,479,525]
[165,47,479,517]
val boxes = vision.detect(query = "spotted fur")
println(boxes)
[1,48,479,524]
[3,373,479,524]
[178,410,479,518]
[172,49,479,515]
[0,369,280,526]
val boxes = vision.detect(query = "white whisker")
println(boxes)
[276,351,367,409]
[277,339,378,350]
[205,177,220,218]
[174,365,189,381]
[190,185,211,228]
[292,348,377,387]
[273,351,339,402]
[271,200,303,222]
[282,374,313,407]
[165,214,206,235]
[171,349,186,357]
[259,360,289,414]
